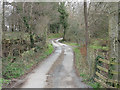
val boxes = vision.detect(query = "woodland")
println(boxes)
[0,1,120,88]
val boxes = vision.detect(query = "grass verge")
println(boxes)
[2,43,54,88]
[48,33,63,39]
[63,41,102,88]
[74,47,102,88]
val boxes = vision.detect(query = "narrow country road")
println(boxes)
[16,38,91,88]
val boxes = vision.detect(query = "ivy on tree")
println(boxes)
[58,2,68,41]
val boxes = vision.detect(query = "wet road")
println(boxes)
[17,38,91,88]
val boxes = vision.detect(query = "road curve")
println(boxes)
[16,38,91,88]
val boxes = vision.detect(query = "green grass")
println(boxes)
[73,47,89,76]
[45,44,54,55]
[48,33,63,39]
[90,38,109,50]
[88,81,102,89]
[90,45,109,50]
[37,44,54,60]
[0,78,10,89]
[2,43,54,87]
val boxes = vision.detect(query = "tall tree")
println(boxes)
[58,2,68,41]
[2,0,5,31]
[84,0,89,61]
[0,0,3,83]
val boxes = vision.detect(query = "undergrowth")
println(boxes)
[74,47,102,88]
[2,43,54,87]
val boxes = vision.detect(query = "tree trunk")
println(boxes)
[0,0,4,82]
[2,0,5,31]
[118,2,120,84]
[23,2,25,13]
[30,2,33,17]
[63,28,66,41]
[84,0,91,75]
[30,32,34,48]
[84,0,89,61]
[29,2,34,48]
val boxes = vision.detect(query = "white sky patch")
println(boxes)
[7,0,14,3]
